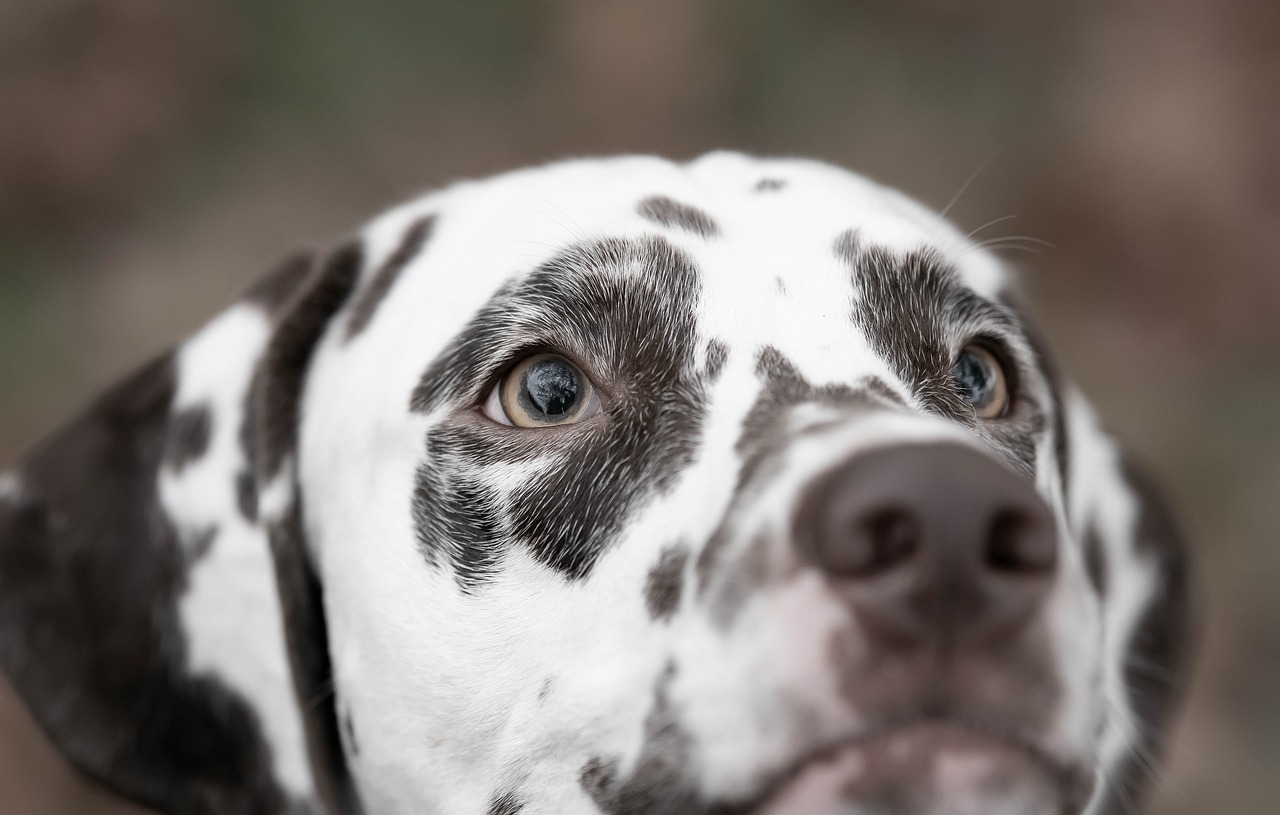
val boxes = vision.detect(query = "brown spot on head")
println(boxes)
[636,195,720,238]
[754,178,786,192]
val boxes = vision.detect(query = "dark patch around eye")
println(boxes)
[836,229,1044,478]
[345,214,436,340]
[637,195,720,238]
[412,236,710,587]
[754,178,786,192]
[487,791,524,815]
[164,406,212,473]
[645,544,689,621]
[413,453,505,589]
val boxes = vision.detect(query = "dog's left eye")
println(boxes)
[954,343,1010,419]
[482,353,602,428]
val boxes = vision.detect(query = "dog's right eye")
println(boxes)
[482,353,601,428]
[954,343,1010,420]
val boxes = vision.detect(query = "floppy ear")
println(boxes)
[1062,392,1196,814]
[0,245,365,815]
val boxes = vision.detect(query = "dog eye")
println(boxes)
[954,344,1010,419]
[482,353,601,428]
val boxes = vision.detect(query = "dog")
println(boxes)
[0,153,1192,815]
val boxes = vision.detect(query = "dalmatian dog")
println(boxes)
[0,153,1191,815]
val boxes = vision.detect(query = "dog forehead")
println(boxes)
[350,152,1006,385]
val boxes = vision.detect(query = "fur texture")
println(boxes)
[0,153,1191,815]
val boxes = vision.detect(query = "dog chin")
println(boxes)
[752,723,1069,815]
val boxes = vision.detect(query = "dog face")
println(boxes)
[0,154,1191,815]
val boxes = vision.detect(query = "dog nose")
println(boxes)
[795,443,1057,645]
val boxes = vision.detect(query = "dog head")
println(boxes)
[0,153,1192,815]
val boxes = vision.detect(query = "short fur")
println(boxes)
[0,153,1191,815]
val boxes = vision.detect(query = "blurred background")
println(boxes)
[0,1,1276,813]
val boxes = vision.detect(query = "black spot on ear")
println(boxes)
[1094,457,1194,813]
[258,240,363,480]
[242,250,316,317]
[252,239,369,814]
[637,195,720,238]
[346,214,436,340]
[537,677,554,702]
[645,544,689,621]
[487,790,524,815]
[754,178,786,192]
[164,406,212,473]
[0,353,294,813]
[265,501,362,814]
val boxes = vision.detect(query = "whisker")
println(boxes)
[940,154,998,219]
[966,214,1020,240]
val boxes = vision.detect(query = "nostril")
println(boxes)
[985,510,1056,574]
[849,509,918,577]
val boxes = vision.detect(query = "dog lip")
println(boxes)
[741,715,1079,814]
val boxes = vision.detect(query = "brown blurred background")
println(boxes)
[0,1,1276,813]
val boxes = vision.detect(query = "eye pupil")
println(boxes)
[955,351,993,406]
[522,359,581,417]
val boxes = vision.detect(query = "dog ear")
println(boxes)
[0,245,364,814]
[1062,394,1196,813]
[250,240,366,815]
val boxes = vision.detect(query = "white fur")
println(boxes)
[161,153,1166,813]
[161,304,312,797]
